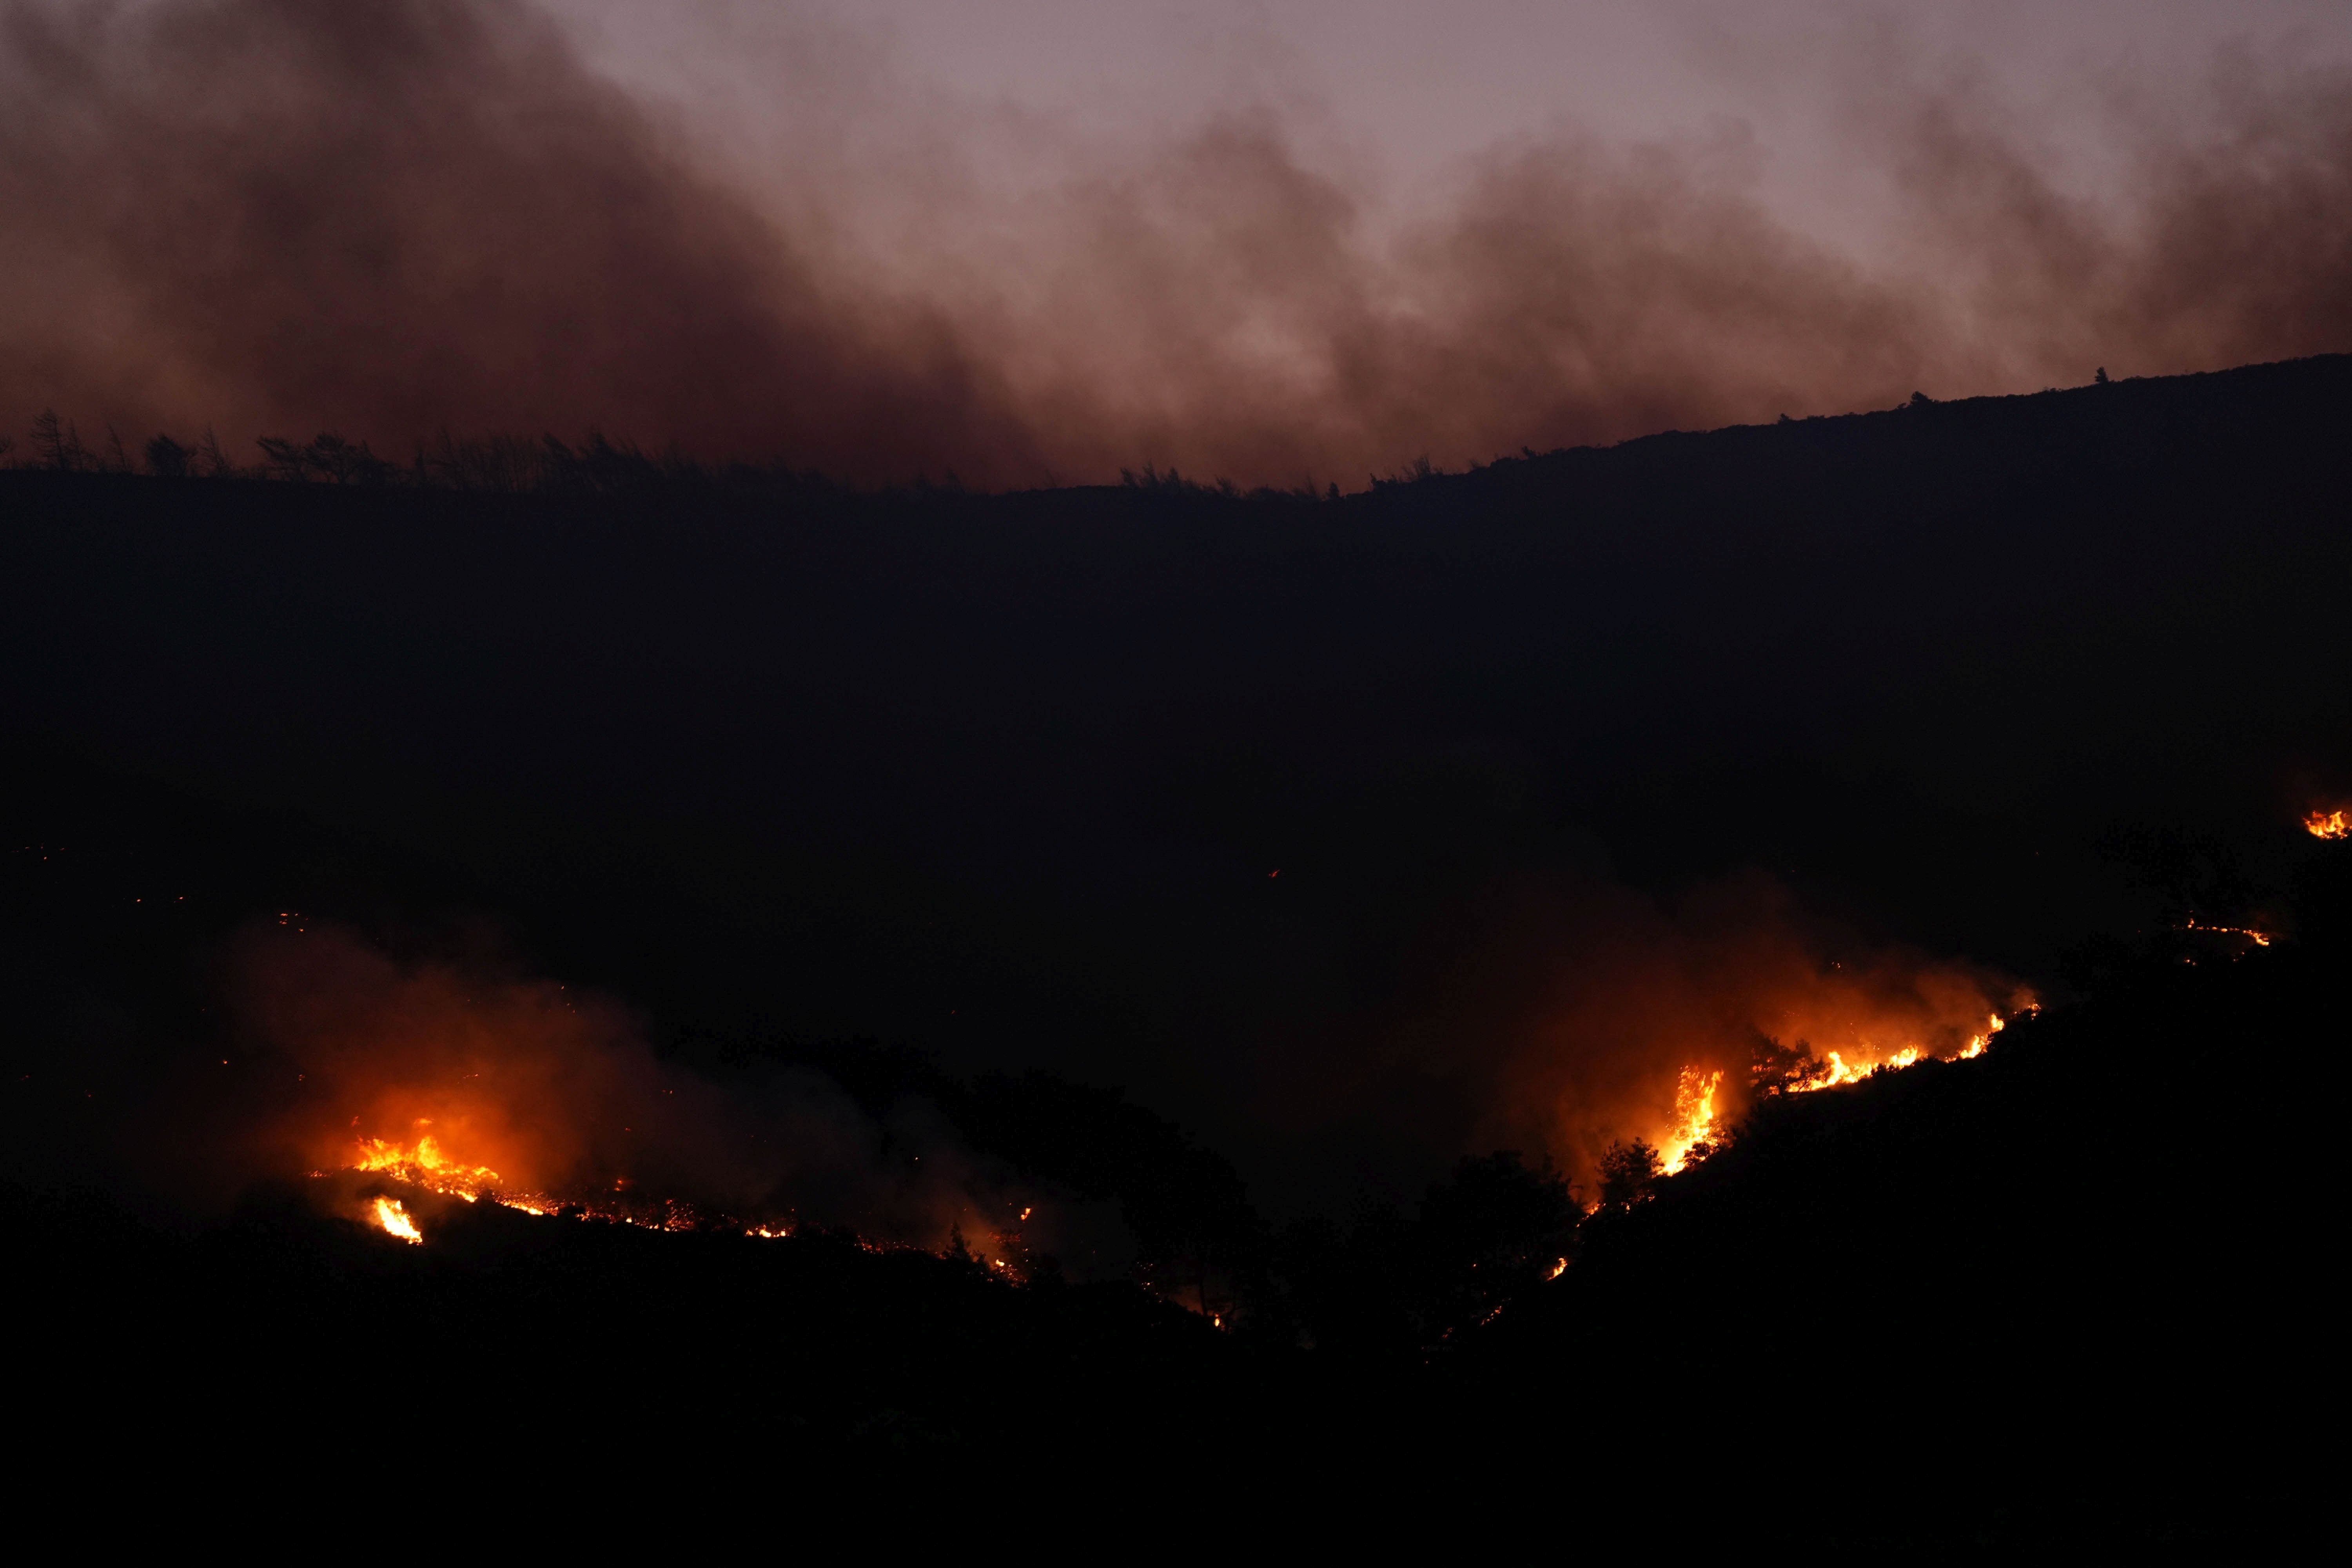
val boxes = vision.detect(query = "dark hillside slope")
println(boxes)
[1472,871,2350,1543]
[6,356,2352,1206]
[10,859,2339,1543]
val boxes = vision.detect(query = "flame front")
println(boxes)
[373,1197,422,1243]
[350,1125,505,1201]
[1785,1013,2007,1093]
[1645,1011,2021,1185]
[2307,809,2348,840]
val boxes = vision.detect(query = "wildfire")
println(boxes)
[1782,1012,2010,1094]
[1651,1011,2022,1181]
[372,1197,422,1243]
[350,1125,504,1200]
[2307,809,2349,840]
[1657,1067,1723,1175]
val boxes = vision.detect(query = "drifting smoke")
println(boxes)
[2,0,2349,485]
[223,923,1084,1259]
[0,0,1040,479]
[1349,873,2032,1198]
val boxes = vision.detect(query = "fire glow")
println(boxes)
[1657,1067,1723,1175]
[372,1197,422,1243]
[352,1126,505,1202]
[335,1125,1048,1273]
[1650,1011,2018,1181]
[2307,809,2349,840]
[1784,1012,2006,1094]
[2182,918,2271,947]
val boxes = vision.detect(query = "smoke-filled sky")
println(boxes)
[4,0,2350,485]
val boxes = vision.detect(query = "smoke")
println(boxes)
[218,922,1089,1258]
[0,0,1039,479]
[1503,876,2028,1188]
[1268,871,2029,1201]
[2,0,2348,486]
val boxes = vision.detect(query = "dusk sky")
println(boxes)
[7,0,2350,483]
[566,0,2352,236]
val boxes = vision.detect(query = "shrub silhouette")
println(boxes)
[143,435,190,479]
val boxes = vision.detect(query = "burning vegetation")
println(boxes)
[1606,1009,2027,1205]
[292,932,2035,1282]
[235,926,1071,1272]
[370,1196,421,1243]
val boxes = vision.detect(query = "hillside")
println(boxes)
[7,356,2350,1212]
[12,864,2336,1541]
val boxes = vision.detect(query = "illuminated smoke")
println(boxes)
[1,0,2348,485]
[1419,875,2032,1198]
[225,922,1072,1263]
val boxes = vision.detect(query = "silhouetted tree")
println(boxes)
[1750,1035,1820,1097]
[1412,1150,1576,1341]
[194,428,234,477]
[257,433,392,485]
[1597,1140,1662,1210]
[144,435,190,478]
[30,408,87,472]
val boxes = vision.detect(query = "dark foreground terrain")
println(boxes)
[13,892,2337,1543]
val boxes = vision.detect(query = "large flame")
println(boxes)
[1657,1067,1722,1175]
[372,1196,422,1243]
[350,1125,505,1201]
[2307,809,2348,840]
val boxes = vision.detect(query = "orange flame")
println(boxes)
[1651,1010,2023,1180]
[2306,809,2348,840]
[1657,1067,1723,1175]
[349,1123,505,1201]
[372,1197,422,1243]
[1782,1012,2011,1094]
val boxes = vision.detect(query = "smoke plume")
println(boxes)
[1259,871,2030,1202]
[218,922,1081,1258]
[3,0,2349,485]
[1488,876,2027,1189]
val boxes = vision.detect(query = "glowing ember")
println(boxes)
[2182,918,2271,947]
[1657,1066,1723,1175]
[373,1197,422,1243]
[2307,809,2349,840]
